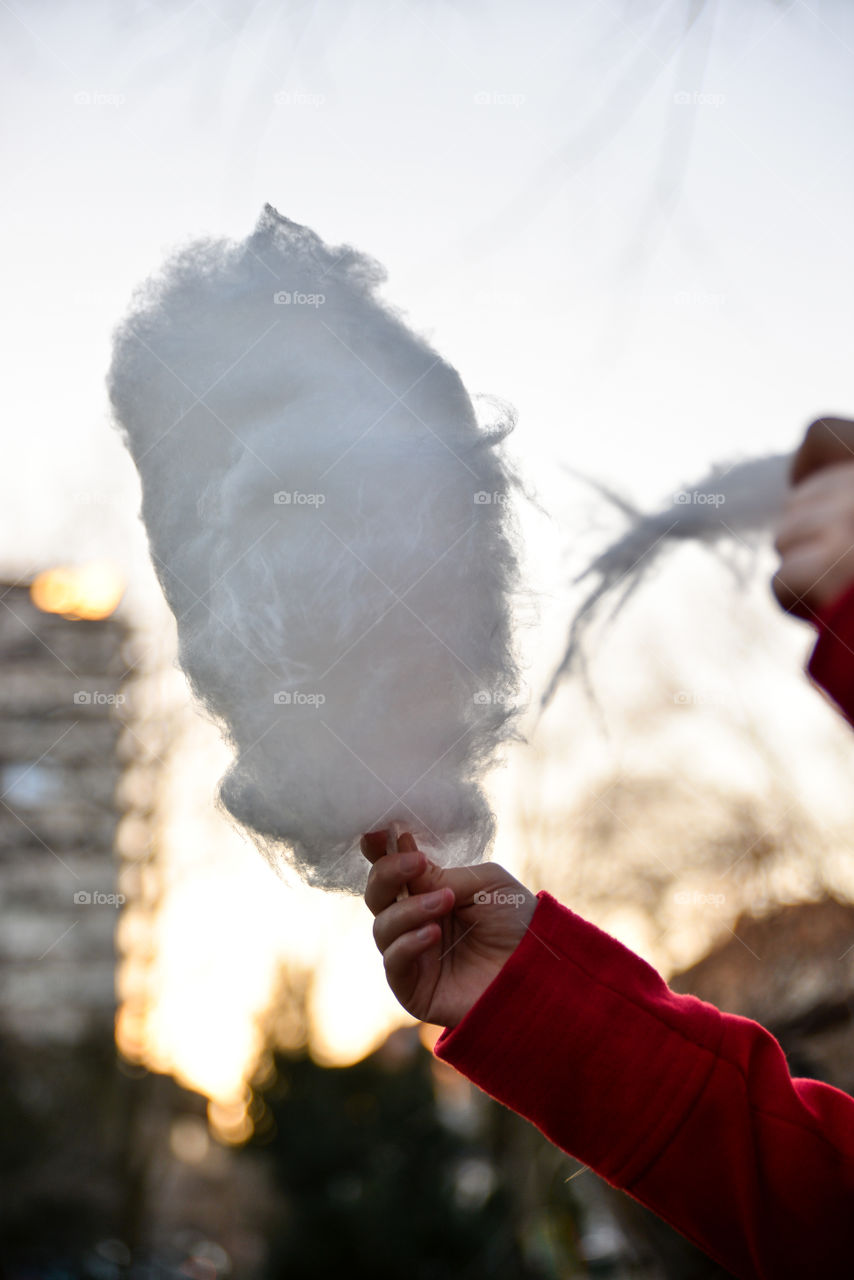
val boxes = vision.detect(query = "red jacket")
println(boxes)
[434,583,854,1279]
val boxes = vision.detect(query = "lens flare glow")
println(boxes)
[31,560,125,620]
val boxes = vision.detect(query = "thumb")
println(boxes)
[359,827,449,896]
[396,831,448,896]
[791,417,854,486]
[400,838,510,905]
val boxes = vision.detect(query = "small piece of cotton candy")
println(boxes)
[542,452,791,707]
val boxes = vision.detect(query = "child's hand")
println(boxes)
[773,416,854,619]
[361,829,536,1028]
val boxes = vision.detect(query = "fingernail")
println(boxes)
[422,890,445,910]
[399,851,421,874]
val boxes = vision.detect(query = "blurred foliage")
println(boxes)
[248,1035,589,1279]
[0,1028,125,1271]
[0,1028,230,1279]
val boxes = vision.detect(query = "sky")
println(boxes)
[4,0,854,1104]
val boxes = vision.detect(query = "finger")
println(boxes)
[772,567,817,618]
[774,505,834,555]
[776,463,854,531]
[772,545,839,618]
[392,827,412,900]
[360,829,390,864]
[360,828,413,898]
[364,845,428,915]
[383,923,441,988]
[360,827,419,862]
[773,470,854,562]
[372,887,455,953]
[791,417,854,486]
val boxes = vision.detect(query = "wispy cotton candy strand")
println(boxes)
[541,452,791,709]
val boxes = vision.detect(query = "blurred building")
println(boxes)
[0,575,129,1040]
[670,896,854,1094]
[0,572,272,1277]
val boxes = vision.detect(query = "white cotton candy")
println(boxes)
[107,205,523,892]
[542,452,791,708]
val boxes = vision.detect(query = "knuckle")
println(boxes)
[364,878,380,915]
[382,939,401,973]
[774,532,802,561]
[371,852,391,880]
[819,528,847,560]
[368,859,392,894]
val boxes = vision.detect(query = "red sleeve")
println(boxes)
[434,892,854,1277]
[432,589,854,1279]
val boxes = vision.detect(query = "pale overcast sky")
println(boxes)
[3,0,852,583]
